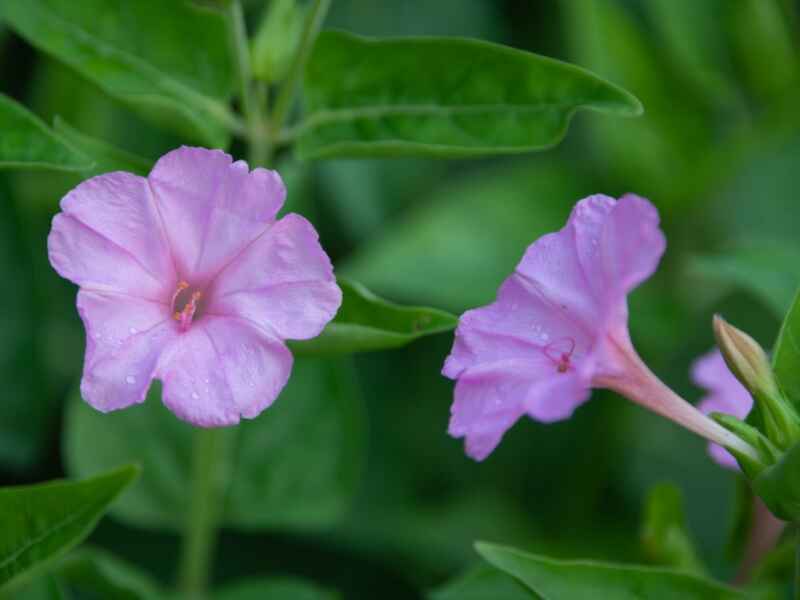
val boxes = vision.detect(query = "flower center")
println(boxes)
[172,280,204,331]
[543,337,576,374]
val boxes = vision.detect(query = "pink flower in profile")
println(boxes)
[692,349,754,469]
[48,147,341,426]
[442,194,757,462]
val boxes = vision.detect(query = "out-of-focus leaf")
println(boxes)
[65,358,365,531]
[753,442,800,521]
[292,279,456,355]
[56,548,162,600]
[214,577,338,600]
[640,483,705,574]
[729,0,799,100]
[52,118,152,176]
[428,566,536,600]
[0,182,53,470]
[251,0,305,83]
[0,0,237,147]
[297,30,642,159]
[689,241,800,317]
[564,0,712,209]
[342,160,587,311]
[475,542,745,599]
[0,465,139,589]
[0,94,91,172]
[773,288,800,409]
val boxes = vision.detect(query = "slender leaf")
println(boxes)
[773,288,800,409]
[689,241,800,317]
[0,0,237,147]
[65,358,365,531]
[0,465,139,588]
[297,30,642,159]
[428,566,536,600]
[52,118,152,176]
[640,483,705,574]
[0,94,91,172]
[476,542,745,599]
[215,577,339,600]
[292,279,457,355]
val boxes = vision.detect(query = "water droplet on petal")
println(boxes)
[191,391,200,400]
[129,327,138,335]
[125,375,136,384]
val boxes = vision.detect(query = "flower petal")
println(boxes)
[207,214,341,340]
[443,274,590,379]
[148,146,286,281]
[449,359,542,461]
[77,290,176,412]
[157,317,292,426]
[48,213,169,300]
[525,370,591,422]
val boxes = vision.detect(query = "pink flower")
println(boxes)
[48,147,341,426]
[692,349,754,469]
[442,194,756,461]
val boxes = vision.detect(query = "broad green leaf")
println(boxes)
[640,483,704,574]
[292,279,456,355]
[428,566,536,600]
[0,94,91,172]
[773,288,800,409]
[215,577,338,600]
[297,30,642,159]
[251,0,306,84]
[342,160,588,311]
[475,542,745,599]
[0,465,139,589]
[55,548,162,600]
[753,441,800,521]
[52,118,152,176]
[0,0,237,147]
[65,358,365,531]
[689,241,800,317]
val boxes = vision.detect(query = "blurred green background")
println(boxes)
[1,0,799,597]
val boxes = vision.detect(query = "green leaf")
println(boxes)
[475,542,745,599]
[0,465,139,589]
[773,287,800,410]
[640,483,705,574]
[753,441,800,521]
[0,0,237,147]
[428,566,536,600]
[56,547,162,600]
[0,94,91,171]
[292,279,457,355]
[342,159,588,311]
[689,241,800,317]
[297,30,642,159]
[52,118,152,176]
[215,577,338,600]
[64,358,365,531]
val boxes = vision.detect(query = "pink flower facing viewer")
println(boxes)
[442,194,757,461]
[692,349,754,469]
[48,146,341,426]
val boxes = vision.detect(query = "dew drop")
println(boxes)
[129,327,138,335]
[125,375,136,385]
[191,391,200,400]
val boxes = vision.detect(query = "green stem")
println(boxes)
[178,428,231,599]
[269,0,330,139]
[226,0,269,166]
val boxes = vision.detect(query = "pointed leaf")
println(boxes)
[0,94,92,172]
[0,465,139,588]
[428,566,536,600]
[52,118,152,176]
[56,547,162,600]
[0,0,237,147]
[298,30,642,159]
[292,279,456,355]
[475,542,745,599]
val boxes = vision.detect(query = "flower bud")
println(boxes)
[713,315,800,449]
